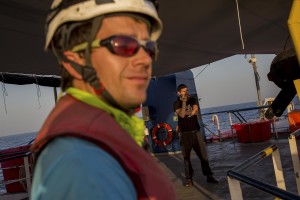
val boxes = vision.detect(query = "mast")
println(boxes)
[249,54,264,119]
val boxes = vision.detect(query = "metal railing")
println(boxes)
[288,129,300,195]
[202,105,268,142]
[202,105,270,123]
[227,143,300,199]
[0,148,32,197]
[202,104,292,142]
[211,114,222,141]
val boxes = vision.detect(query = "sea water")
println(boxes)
[0,97,299,193]
[0,132,37,151]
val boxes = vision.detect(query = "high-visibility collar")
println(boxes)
[65,87,145,146]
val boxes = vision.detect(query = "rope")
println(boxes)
[194,64,210,79]
[1,73,8,114]
[204,126,215,134]
[254,69,261,81]
[282,35,290,52]
[235,0,245,49]
[33,75,41,108]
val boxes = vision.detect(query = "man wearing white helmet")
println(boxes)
[30,0,176,199]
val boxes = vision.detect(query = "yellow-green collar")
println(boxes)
[65,87,145,146]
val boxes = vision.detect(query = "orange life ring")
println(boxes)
[151,123,173,146]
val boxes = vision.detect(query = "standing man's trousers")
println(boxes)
[180,130,213,179]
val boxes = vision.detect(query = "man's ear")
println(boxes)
[61,51,84,80]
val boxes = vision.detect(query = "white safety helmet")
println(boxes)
[45,0,163,50]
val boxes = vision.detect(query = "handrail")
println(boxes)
[203,105,270,125]
[290,128,300,138]
[230,145,277,172]
[0,151,31,162]
[288,128,300,195]
[202,105,270,116]
[0,150,30,158]
[227,171,300,200]
[227,144,300,199]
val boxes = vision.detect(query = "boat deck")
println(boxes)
[154,136,300,200]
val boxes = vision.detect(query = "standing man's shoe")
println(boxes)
[184,179,193,187]
[207,175,219,183]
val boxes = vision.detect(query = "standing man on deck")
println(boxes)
[30,0,176,199]
[174,84,218,187]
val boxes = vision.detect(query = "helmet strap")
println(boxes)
[84,16,103,70]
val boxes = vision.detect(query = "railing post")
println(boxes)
[24,156,31,197]
[227,176,243,200]
[288,134,300,195]
[272,148,286,190]
[228,112,235,143]
[271,118,278,139]
[212,114,222,142]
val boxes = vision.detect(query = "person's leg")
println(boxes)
[192,131,212,176]
[180,132,194,186]
[193,131,218,183]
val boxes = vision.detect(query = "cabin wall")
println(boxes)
[144,74,180,153]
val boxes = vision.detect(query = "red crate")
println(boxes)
[232,120,272,143]
[288,109,300,133]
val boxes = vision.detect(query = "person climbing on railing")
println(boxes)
[173,84,218,187]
